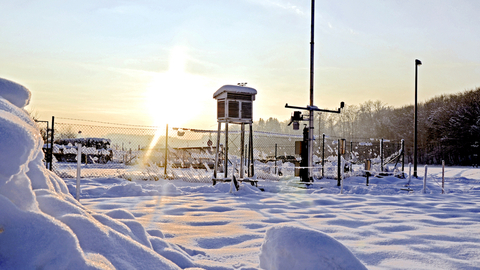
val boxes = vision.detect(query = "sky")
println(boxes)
[1,0,479,129]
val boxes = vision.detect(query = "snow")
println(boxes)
[1,78,480,269]
[0,78,31,108]
[213,84,257,99]
[259,225,367,270]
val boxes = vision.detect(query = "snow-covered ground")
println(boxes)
[2,77,480,269]
[66,169,480,270]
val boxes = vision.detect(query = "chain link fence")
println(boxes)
[39,118,404,182]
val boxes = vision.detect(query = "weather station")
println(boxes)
[285,0,345,183]
[212,83,258,190]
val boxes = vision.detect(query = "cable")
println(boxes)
[55,117,163,128]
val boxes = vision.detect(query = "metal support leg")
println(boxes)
[224,122,229,179]
[240,123,245,179]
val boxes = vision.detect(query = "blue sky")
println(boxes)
[1,0,479,128]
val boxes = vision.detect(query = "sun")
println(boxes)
[142,46,215,162]
[145,46,203,128]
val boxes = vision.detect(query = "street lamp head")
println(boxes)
[415,59,422,66]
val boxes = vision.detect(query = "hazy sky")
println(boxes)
[1,0,479,129]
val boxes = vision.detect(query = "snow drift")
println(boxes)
[0,78,180,269]
[260,225,367,270]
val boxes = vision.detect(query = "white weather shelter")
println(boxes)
[213,84,257,187]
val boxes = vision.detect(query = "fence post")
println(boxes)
[337,139,341,186]
[249,124,254,177]
[407,163,412,186]
[214,123,221,179]
[442,160,445,194]
[164,124,168,177]
[401,139,405,174]
[274,143,278,175]
[423,165,428,194]
[380,138,384,172]
[322,133,325,178]
[50,116,55,171]
[76,142,82,201]
[365,159,371,186]
[340,157,344,194]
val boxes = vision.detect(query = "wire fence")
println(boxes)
[37,118,404,182]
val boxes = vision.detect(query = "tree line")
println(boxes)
[254,87,480,166]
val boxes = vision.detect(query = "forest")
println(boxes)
[253,87,480,166]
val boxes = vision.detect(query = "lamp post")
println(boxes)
[414,59,422,177]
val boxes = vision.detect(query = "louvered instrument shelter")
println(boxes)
[212,84,257,188]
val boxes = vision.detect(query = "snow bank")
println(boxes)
[259,225,367,270]
[0,77,31,108]
[0,78,185,269]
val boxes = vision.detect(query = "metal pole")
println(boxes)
[423,165,427,194]
[442,160,445,194]
[414,59,421,177]
[309,0,315,108]
[322,133,325,178]
[164,124,168,176]
[240,123,245,178]
[307,0,315,181]
[50,116,55,171]
[214,122,221,179]
[337,139,341,186]
[249,123,254,177]
[247,142,251,177]
[401,139,405,173]
[380,138,384,172]
[224,122,229,179]
[274,143,278,175]
[76,142,81,201]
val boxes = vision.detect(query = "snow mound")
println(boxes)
[0,77,31,108]
[259,225,367,270]
[0,78,192,269]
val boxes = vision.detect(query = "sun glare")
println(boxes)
[143,46,213,162]
[145,46,206,128]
